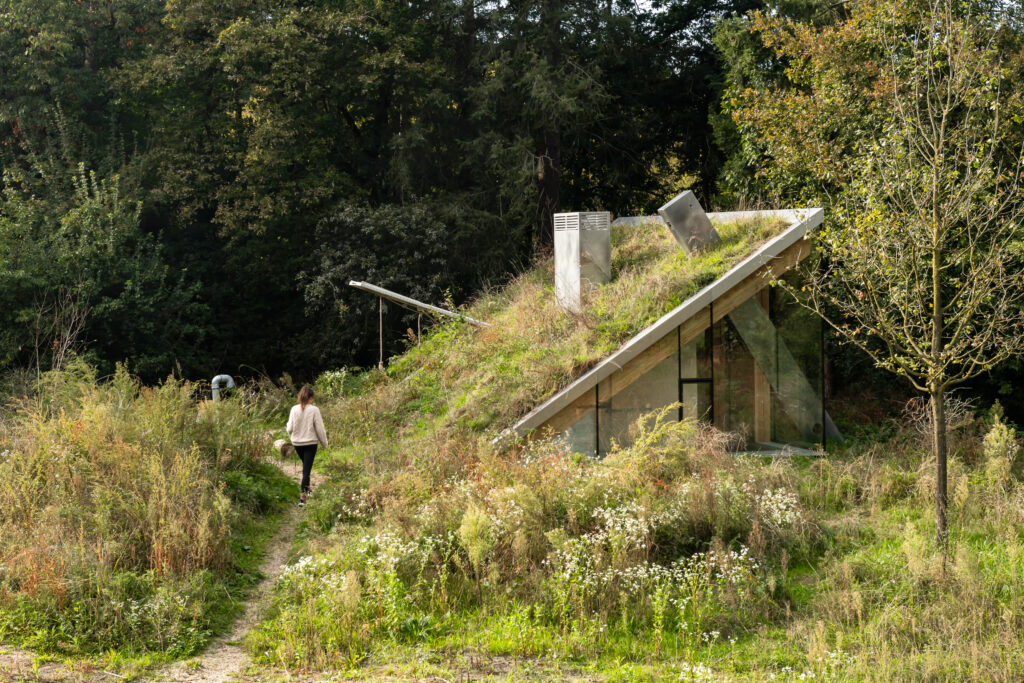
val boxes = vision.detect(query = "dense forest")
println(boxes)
[3,0,1023,414]
[0,0,760,381]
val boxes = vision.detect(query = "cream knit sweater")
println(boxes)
[286,404,329,447]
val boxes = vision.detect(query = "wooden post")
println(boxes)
[753,288,772,443]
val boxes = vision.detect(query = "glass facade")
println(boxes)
[769,280,825,447]
[554,280,825,456]
[598,336,679,453]
[712,314,759,448]
[680,312,713,422]
[560,402,597,456]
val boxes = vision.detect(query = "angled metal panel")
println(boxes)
[658,190,721,252]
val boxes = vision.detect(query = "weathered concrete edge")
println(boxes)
[510,208,824,437]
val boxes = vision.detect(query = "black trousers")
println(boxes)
[294,444,317,494]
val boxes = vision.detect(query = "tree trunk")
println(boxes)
[932,387,948,548]
[537,130,560,248]
[536,0,561,250]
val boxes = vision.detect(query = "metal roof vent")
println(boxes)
[657,190,721,253]
[554,211,611,312]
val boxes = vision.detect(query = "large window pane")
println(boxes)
[681,327,712,380]
[680,307,712,380]
[598,335,679,455]
[561,407,597,456]
[712,284,825,451]
[554,388,598,456]
[681,381,712,422]
[770,282,824,447]
[713,315,758,449]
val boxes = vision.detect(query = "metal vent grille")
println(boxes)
[553,211,611,311]
[554,212,609,232]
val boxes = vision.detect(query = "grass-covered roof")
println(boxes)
[328,214,789,458]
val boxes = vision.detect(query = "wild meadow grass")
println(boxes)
[247,219,1024,680]
[6,215,1022,681]
[0,359,295,659]
[249,412,813,670]
[252,402,1024,681]
[247,218,812,674]
[321,216,788,448]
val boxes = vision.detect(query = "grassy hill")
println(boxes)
[322,215,787,449]
[248,217,1024,681]
[3,216,1022,681]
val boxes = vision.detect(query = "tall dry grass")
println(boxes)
[254,211,1024,679]
[251,407,820,668]
[0,359,277,655]
[320,216,787,444]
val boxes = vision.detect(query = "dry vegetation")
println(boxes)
[5,216,1023,682]
[0,360,294,659]
[324,216,787,458]
[247,217,1024,681]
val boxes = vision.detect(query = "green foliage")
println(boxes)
[245,221,817,671]
[314,369,349,402]
[302,200,515,368]
[712,0,841,204]
[457,505,494,574]
[0,155,207,377]
[981,409,1019,491]
[250,325,1024,680]
[250,412,807,669]
[2,0,779,380]
[723,0,1024,545]
[0,569,216,658]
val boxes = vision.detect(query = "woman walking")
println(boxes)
[286,385,328,507]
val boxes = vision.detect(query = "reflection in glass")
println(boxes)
[680,326,712,379]
[551,280,825,456]
[561,407,597,456]
[770,282,824,447]
[598,351,679,455]
[680,381,712,421]
[713,316,757,449]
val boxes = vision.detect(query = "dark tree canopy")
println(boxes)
[0,0,822,381]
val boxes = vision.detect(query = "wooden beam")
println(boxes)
[753,288,772,442]
[712,239,810,323]
[600,332,678,404]
[541,387,596,436]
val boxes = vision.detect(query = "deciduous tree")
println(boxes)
[740,0,1024,546]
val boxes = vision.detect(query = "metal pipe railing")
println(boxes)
[348,281,491,328]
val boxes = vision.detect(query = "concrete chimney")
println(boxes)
[554,211,611,312]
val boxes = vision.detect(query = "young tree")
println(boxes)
[746,0,1024,546]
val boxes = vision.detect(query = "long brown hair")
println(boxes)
[298,385,314,411]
